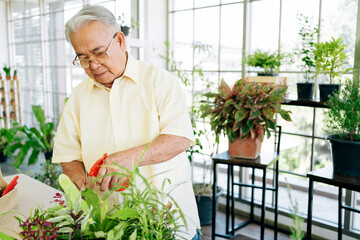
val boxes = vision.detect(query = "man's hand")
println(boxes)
[61,161,94,191]
[96,150,136,192]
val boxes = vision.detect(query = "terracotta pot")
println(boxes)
[228,135,263,159]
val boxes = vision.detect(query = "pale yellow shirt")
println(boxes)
[52,54,200,239]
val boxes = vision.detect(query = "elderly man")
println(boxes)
[52,5,201,240]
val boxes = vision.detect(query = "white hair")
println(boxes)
[65,5,119,42]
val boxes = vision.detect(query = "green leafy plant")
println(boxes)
[3,65,11,77]
[296,13,319,83]
[286,182,305,240]
[246,49,284,75]
[34,160,62,190]
[5,105,55,168]
[118,13,139,29]
[312,37,349,84]
[0,150,186,240]
[201,79,292,143]
[324,77,360,141]
[0,120,23,157]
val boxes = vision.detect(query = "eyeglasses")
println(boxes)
[72,32,118,69]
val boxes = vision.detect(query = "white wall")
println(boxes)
[0,1,8,67]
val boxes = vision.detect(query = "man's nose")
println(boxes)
[88,59,101,69]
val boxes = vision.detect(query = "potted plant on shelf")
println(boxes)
[296,14,318,100]
[2,66,11,80]
[313,37,349,102]
[201,79,292,159]
[324,77,360,177]
[118,13,139,37]
[245,49,287,85]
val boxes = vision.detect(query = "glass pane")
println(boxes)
[46,40,67,67]
[193,71,218,103]
[313,138,331,170]
[26,16,42,41]
[64,0,83,11]
[320,0,357,69]
[170,0,193,11]
[45,0,65,13]
[220,3,243,70]
[172,10,193,46]
[195,0,219,8]
[283,73,307,99]
[279,134,311,175]
[314,108,328,137]
[194,7,219,70]
[25,0,40,17]
[13,19,25,43]
[219,72,242,87]
[14,43,26,66]
[11,1,25,19]
[312,182,338,224]
[248,0,280,52]
[353,192,360,232]
[47,12,66,41]
[277,105,313,136]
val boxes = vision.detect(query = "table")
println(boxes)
[306,167,360,240]
[212,151,280,240]
[0,174,60,239]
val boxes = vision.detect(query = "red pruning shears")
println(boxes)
[89,153,130,192]
[2,175,19,197]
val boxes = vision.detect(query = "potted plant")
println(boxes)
[0,158,186,239]
[201,79,292,159]
[296,14,319,100]
[324,77,360,177]
[246,49,287,85]
[3,66,11,80]
[0,121,22,163]
[312,37,349,102]
[118,13,139,37]
[5,105,54,168]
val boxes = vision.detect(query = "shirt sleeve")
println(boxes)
[154,70,195,144]
[52,95,82,164]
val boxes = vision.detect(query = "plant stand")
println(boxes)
[0,75,22,128]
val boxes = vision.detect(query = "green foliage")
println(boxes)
[5,105,55,168]
[0,121,23,153]
[118,13,139,29]
[2,150,186,239]
[286,183,305,240]
[34,160,62,190]
[324,78,360,141]
[3,65,11,76]
[312,37,349,84]
[296,14,319,82]
[201,79,292,143]
[246,49,284,74]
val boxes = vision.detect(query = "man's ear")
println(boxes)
[117,32,127,51]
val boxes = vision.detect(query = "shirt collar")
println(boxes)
[89,52,139,90]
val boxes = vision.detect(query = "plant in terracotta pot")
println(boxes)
[2,66,11,80]
[296,14,318,100]
[312,37,350,102]
[201,79,292,159]
[324,77,360,176]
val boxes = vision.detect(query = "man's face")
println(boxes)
[70,21,127,88]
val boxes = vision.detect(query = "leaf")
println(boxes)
[224,98,235,107]
[129,229,137,240]
[261,107,275,120]
[100,199,108,221]
[58,174,80,208]
[279,109,292,121]
[94,231,106,238]
[219,79,232,99]
[28,149,40,165]
[32,105,46,124]
[249,108,261,120]
[109,207,139,220]
[234,109,247,123]
[57,227,74,233]
[0,232,15,240]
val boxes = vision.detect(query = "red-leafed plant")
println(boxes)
[201,79,292,143]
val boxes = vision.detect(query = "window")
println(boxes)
[169,0,360,237]
[7,0,143,127]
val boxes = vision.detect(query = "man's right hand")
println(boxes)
[61,161,94,191]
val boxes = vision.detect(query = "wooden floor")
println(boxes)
[200,210,291,240]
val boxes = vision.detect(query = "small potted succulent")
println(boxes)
[313,37,349,102]
[324,77,360,176]
[201,79,292,159]
[296,14,319,100]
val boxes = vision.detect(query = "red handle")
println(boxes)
[89,153,107,177]
[2,175,19,197]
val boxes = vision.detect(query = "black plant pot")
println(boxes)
[297,83,314,100]
[195,186,222,226]
[44,150,53,162]
[121,26,130,36]
[328,135,360,177]
[0,151,7,163]
[257,72,278,76]
[319,84,340,102]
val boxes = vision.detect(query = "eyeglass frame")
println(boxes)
[72,32,118,68]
